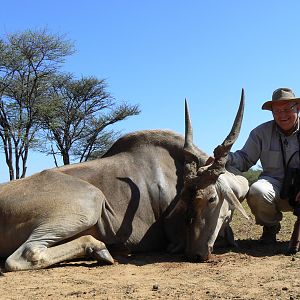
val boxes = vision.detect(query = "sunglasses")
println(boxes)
[272,103,298,115]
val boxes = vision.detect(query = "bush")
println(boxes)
[243,168,261,186]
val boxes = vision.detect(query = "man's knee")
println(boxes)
[248,182,265,208]
[246,179,283,226]
[247,180,276,205]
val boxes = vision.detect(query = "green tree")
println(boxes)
[0,29,74,180]
[39,74,140,165]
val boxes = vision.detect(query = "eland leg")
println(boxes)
[5,235,114,272]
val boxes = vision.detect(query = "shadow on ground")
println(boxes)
[0,239,295,272]
[214,239,290,257]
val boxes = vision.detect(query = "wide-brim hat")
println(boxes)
[262,87,300,111]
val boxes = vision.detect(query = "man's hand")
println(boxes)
[205,156,214,166]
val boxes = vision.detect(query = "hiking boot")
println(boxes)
[259,224,281,244]
[286,217,300,255]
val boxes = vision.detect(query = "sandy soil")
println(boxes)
[1,210,300,300]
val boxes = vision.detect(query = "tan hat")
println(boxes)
[262,88,300,111]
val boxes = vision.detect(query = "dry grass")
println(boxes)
[1,202,300,300]
[231,201,297,248]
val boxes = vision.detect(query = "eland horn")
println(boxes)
[183,99,198,161]
[183,98,201,181]
[208,88,245,178]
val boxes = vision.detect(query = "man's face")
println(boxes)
[272,101,299,133]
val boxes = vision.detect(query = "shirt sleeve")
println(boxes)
[227,127,262,172]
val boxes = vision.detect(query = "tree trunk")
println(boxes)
[62,150,70,165]
[0,131,15,180]
[20,146,29,178]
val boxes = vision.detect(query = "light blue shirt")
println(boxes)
[227,120,300,181]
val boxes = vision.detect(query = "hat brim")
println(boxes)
[262,98,300,111]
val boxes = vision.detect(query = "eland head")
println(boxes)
[178,89,248,262]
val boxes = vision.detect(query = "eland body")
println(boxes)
[0,92,248,271]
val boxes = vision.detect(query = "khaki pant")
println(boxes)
[247,176,293,226]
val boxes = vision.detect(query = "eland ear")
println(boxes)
[224,187,249,220]
[216,176,249,220]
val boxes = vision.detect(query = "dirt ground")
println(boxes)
[1,207,300,300]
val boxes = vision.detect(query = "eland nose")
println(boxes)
[186,247,213,263]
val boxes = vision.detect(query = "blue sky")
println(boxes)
[1,1,300,182]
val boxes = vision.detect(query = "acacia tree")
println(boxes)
[39,74,140,165]
[0,29,74,180]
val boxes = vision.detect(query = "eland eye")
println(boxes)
[208,196,217,203]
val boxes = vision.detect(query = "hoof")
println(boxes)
[89,248,114,265]
[286,242,300,256]
[286,247,298,255]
